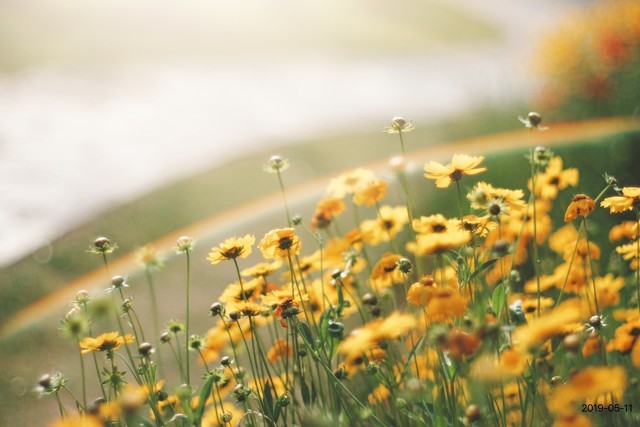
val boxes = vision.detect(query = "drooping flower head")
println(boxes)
[424,154,486,188]
[564,194,595,222]
[207,235,255,265]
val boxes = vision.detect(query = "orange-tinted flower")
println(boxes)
[581,333,602,358]
[311,197,346,229]
[370,253,404,290]
[219,278,263,303]
[553,412,593,427]
[259,228,300,258]
[426,288,467,321]
[353,178,388,206]
[440,329,480,359]
[407,275,438,307]
[424,154,486,188]
[606,317,640,353]
[79,332,135,354]
[273,298,300,328]
[513,300,587,351]
[207,235,255,264]
[529,157,578,200]
[601,187,640,213]
[564,194,595,222]
[609,221,638,241]
[267,338,292,363]
[50,415,103,427]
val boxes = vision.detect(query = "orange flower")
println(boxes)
[424,154,486,188]
[326,168,376,198]
[79,332,135,354]
[267,338,292,363]
[311,197,346,229]
[259,228,300,258]
[440,329,480,359]
[601,187,640,213]
[273,298,300,328]
[564,194,595,222]
[407,275,438,307]
[370,253,404,290]
[426,288,467,321]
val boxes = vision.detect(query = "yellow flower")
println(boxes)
[548,367,626,415]
[601,187,640,213]
[79,332,135,354]
[513,300,587,351]
[411,214,451,234]
[407,229,471,256]
[368,384,391,405]
[553,412,593,427]
[259,228,300,258]
[564,194,595,222]
[360,205,409,246]
[424,154,486,188]
[326,168,376,198]
[529,156,578,200]
[50,415,103,427]
[383,116,415,134]
[133,244,163,270]
[241,260,282,278]
[468,182,526,212]
[219,278,263,303]
[353,179,388,206]
[207,234,255,264]
[472,347,528,382]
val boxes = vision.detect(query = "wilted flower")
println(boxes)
[564,194,595,222]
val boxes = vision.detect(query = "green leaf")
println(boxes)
[301,377,311,405]
[193,374,215,426]
[311,380,317,404]
[263,381,274,420]
[298,321,314,346]
[469,258,498,282]
[492,283,505,317]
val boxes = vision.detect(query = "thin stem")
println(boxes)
[185,249,192,387]
[276,170,293,227]
[77,340,87,410]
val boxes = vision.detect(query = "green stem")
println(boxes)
[185,249,192,388]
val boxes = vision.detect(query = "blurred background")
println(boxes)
[1,0,639,424]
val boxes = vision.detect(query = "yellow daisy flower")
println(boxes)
[529,156,578,200]
[206,235,255,264]
[601,187,640,213]
[424,154,486,188]
[352,178,388,207]
[258,228,300,258]
[79,332,135,354]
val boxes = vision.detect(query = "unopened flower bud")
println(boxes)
[563,334,581,353]
[138,342,154,357]
[210,302,224,317]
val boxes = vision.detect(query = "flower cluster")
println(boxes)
[41,115,640,427]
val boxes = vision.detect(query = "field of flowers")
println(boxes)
[36,114,640,427]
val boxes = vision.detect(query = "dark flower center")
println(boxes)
[433,224,447,233]
[450,169,464,181]
[278,237,293,250]
[382,220,394,230]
